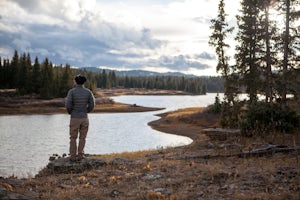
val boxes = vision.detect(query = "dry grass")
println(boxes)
[93,102,163,113]
[0,105,66,115]
[98,88,190,97]
[7,149,299,199]
[162,107,205,117]
[90,149,164,160]
[0,100,162,115]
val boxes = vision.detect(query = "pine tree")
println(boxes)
[58,64,73,97]
[10,50,20,88]
[17,53,29,94]
[101,69,107,88]
[209,0,239,127]
[32,57,41,94]
[2,59,10,88]
[209,0,234,77]
[276,0,300,103]
[108,71,117,88]
[0,57,3,88]
[25,53,33,93]
[40,58,54,98]
[262,0,273,103]
[257,0,278,103]
[235,0,261,104]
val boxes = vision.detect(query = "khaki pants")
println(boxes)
[69,118,89,158]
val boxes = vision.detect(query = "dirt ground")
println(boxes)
[0,89,299,199]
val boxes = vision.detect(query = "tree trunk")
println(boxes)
[265,6,273,103]
[282,0,290,106]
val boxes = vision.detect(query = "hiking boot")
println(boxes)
[69,157,77,162]
[77,155,84,161]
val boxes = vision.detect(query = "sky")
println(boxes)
[0,0,241,76]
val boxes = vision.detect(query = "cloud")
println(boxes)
[157,54,210,70]
[10,0,97,23]
[12,38,31,51]
[195,52,216,60]
[0,0,163,67]
[192,17,211,24]
[0,0,240,75]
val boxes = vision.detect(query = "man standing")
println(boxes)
[65,75,95,161]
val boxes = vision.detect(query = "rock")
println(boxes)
[4,178,24,187]
[0,185,39,200]
[0,186,8,199]
[202,128,240,141]
[142,173,163,181]
[109,189,123,198]
[46,157,107,173]
[207,141,215,148]
[49,156,56,161]
[110,158,134,165]
[7,192,28,200]
[95,170,103,174]
[153,188,170,195]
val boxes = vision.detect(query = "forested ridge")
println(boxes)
[0,51,224,98]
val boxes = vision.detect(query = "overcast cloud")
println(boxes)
[0,0,240,76]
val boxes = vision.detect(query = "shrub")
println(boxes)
[219,99,244,128]
[208,94,222,114]
[240,101,299,134]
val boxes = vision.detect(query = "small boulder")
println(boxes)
[47,157,107,173]
[202,128,240,141]
[110,158,134,165]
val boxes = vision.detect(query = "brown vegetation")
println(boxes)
[99,88,191,97]
[0,89,164,115]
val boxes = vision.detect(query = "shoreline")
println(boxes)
[1,90,300,199]
[0,88,189,116]
[0,102,164,116]
[148,107,221,141]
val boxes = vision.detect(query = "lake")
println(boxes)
[0,93,221,178]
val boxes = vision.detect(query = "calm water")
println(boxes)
[0,93,221,178]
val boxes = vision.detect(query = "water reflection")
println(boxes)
[0,114,69,177]
[87,112,191,155]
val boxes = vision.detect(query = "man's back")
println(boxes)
[66,85,95,118]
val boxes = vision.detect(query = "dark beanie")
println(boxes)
[75,74,87,85]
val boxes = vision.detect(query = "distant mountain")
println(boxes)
[80,67,197,77]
